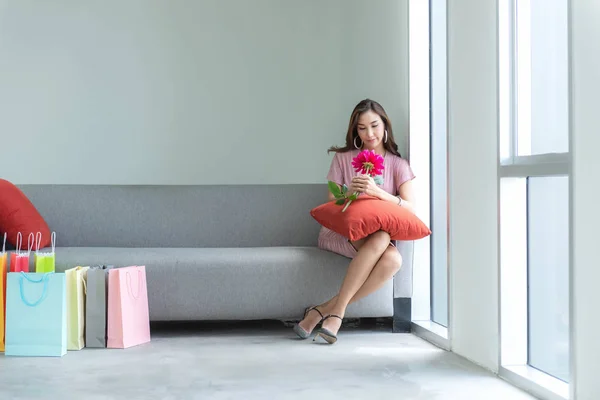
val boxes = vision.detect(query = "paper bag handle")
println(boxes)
[35,232,42,253]
[2,232,6,254]
[26,233,34,256]
[78,266,88,295]
[19,272,52,307]
[126,269,142,300]
[16,232,22,253]
[34,232,56,254]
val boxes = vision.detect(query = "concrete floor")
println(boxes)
[0,321,537,400]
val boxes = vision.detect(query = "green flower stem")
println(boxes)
[342,199,353,212]
[342,191,359,212]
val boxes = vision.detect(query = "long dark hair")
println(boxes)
[328,99,401,157]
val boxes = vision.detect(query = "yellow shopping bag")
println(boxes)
[65,266,89,350]
[0,233,7,352]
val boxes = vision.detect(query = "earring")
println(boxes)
[354,136,362,149]
[384,130,388,143]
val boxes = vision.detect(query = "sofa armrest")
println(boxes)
[391,240,414,332]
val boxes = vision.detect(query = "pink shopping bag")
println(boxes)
[107,266,151,349]
[9,233,33,273]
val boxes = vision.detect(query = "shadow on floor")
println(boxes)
[149,317,395,337]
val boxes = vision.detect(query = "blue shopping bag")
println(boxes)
[5,272,67,357]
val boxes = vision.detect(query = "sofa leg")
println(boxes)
[393,297,411,333]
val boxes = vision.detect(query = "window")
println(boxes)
[527,176,569,382]
[409,0,449,344]
[499,0,570,397]
[514,0,569,157]
[429,0,448,328]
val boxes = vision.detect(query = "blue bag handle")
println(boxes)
[19,272,52,307]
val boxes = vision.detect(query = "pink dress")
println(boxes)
[317,149,416,259]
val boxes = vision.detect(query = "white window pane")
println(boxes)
[430,0,447,327]
[516,0,569,156]
[527,176,569,382]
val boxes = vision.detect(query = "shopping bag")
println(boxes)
[65,266,89,350]
[9,232,33,273]
[85,265,114,348]
[107,266,151,349]
[0,233,7,352]
[35,232,56,273]
[5,272,67,357]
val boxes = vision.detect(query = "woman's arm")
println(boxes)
[396,179,417,214]
[327,188,337,202]
[373,181,416,214]
[353,175,417,214]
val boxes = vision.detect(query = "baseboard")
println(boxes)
[149,300,413,333]
[393,297,412,333]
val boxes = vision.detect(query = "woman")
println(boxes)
[294,99,417,344]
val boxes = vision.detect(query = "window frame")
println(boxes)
[408,0,450,349]
[497,0,572,399]
[429,0,449,329]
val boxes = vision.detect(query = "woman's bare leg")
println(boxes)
[320,247,402,311]
[296,237,365,333]
[319,231,392,335]
[297,234,402,334]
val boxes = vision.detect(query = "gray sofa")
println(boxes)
[19,184,413,332]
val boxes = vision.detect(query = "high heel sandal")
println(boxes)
[313,315,343,344]
[292,306,324,339]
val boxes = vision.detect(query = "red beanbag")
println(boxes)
[0,179,51,249]
[310,195,431,242]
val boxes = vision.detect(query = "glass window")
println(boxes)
[430,0,448,327]
[515,0,569,156]
[527,176,570,382]
[498,0,571,391]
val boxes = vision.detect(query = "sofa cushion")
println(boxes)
[48,246,394,321]
[18,184,328,248]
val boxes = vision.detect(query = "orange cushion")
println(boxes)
[310,195,431,242]
[0,179,51,249]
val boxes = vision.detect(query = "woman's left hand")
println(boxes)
[351,175,382,198]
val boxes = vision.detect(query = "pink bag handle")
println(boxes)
[125,269,143,300]
[16,232,22,253]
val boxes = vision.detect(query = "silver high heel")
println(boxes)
[293,306,324,339]
[313,315,343,344]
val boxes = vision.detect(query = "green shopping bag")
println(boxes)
[35,232,56,273]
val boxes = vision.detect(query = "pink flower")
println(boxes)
[351,149,385,177]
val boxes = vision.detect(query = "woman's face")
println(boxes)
[356,110,385,151]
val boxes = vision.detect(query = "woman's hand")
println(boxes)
[351,175,382,198]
